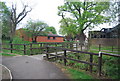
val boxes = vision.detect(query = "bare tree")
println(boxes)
[9,3,32,43]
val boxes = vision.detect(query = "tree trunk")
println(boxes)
[78,31,86,45]
[35,36,37,43]
[9,24,16,43]
[31,35,37,43]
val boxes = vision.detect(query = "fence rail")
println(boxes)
[1,42,80,55]
[98,44,120,52]
[45,46,120,76]
[1,43,27,54]
[1,42,120,77]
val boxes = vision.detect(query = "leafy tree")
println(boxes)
[59,18,77,41]
[25,20,48,42]
[58,1,110,44]
[9,3,32,43]
[107,1,120,25]
[0,2,11,40]
[0,1,32,43]
[44,26,57,34]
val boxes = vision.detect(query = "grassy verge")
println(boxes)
[54,62,94,79]
[65,67,93,79]
[90,45,119,53]
[0,53,16,56]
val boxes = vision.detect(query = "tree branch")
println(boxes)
[73,4,81,18]
[61,13,69,27]
[82,22,92,31]
[66,2,79,20]
[82,12,101,31]
[17,8,32,24]
[86,3,96,10]
[16,5,27,20]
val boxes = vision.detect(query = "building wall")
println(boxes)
[90,38,120,46]
[29,36,64,42]
[16,29,64,42]
[16,29,30,41]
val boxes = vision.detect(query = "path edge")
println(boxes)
[1,64,13,81]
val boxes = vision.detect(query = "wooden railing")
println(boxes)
[1,42,120,77]
[1,43,29,55]
[45,46,120,76]
[29,42,80,55]
[1,42,80,55]
[98,44,120,52]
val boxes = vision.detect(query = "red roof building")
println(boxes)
[16,28,64,42]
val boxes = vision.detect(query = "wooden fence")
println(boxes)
[45,46,120,76]
[1,42,80,55]
[1,42,120,77]
[98,44,120,52]
[1,43,29,55]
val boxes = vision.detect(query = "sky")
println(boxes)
[1,0,116,36]
[1,0,65,34]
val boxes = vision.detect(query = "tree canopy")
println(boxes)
[107,1,120,25]
[0,2,11,39]
[58,1,111,43]
[25,20,49,42]
[44,26,57,34]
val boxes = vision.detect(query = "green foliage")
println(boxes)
[102,56,119,79]
[0,53,16,56]
[25,20,49,34]
[65,67,93,79]
[12,36,30,44]
[58,1,111,38]
[59,18,77,38]
[2,36,30,55]
[44,26,57,34]
[89,45,119,79]
[25,20,49,42]
[0,1,11,38]
[107,2,120,24]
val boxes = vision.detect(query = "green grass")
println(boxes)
[89,48,120,54]
[65,67,93,79]
[0,53,16,56]
[90,45,119,53]
[88,46,120,79]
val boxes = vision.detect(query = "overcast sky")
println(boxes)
[1,0,65,34]
[1,0,115,35]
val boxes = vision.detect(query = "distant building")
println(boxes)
[89,24,120,38]
[88,24,120,46]
[16,28,64,42]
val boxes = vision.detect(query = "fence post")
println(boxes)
[90,54,93,73]
[99,44,101,51]
[70,42,72,49]
[81,45,82,51]
[112,46,113,52]
[55,43,57,47]
[98,51,102,76]
[46,47,49,59]
[76,43,77,50]
[67,43,69,48]
[30,43,32,55]
[40,43,42,48]
[24,44,26,55]
[64,50,67,66]
[10,43,13,53]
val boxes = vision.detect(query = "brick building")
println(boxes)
[16,28,64,42]
[88,24,120,46]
